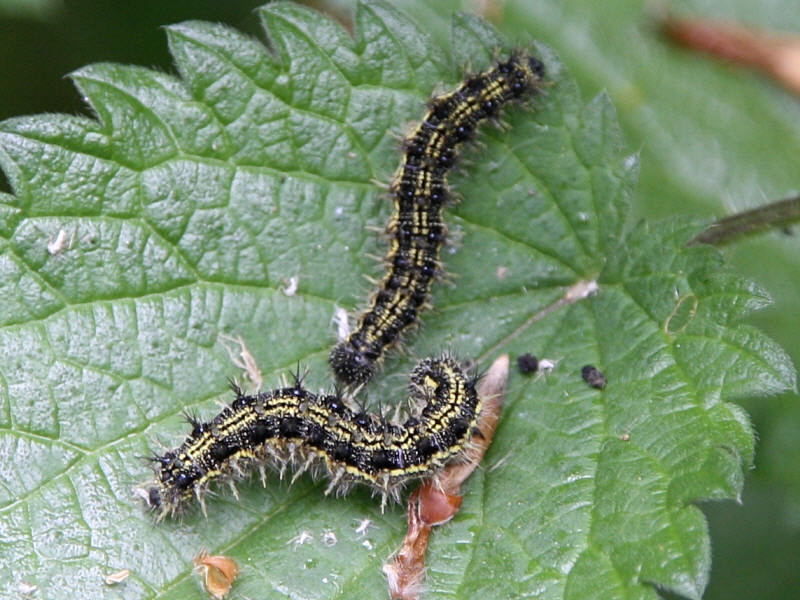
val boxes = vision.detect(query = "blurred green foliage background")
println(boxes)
[1,1,798,598]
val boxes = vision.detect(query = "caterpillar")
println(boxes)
[143,356,480,517]
[329,50,545,386]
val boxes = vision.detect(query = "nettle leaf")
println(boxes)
[0,2,794,599]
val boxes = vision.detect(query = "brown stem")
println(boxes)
[660,14,800,97]
[688,195,800,246]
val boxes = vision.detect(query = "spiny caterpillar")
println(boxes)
[144,356,480,517]
[329,50,545,386]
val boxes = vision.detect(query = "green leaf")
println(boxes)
[0,0,59,19]
[0,2,794,599]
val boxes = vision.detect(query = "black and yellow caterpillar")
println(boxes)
[145,356,479,517]
[329,50,545,386]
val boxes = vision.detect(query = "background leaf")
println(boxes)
[0,2,796,599]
